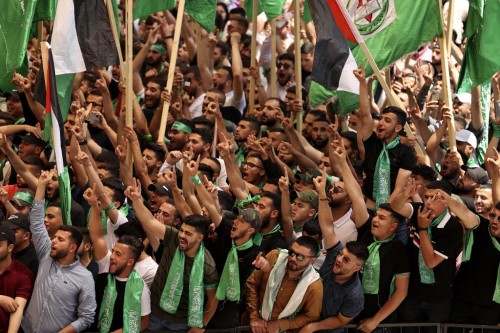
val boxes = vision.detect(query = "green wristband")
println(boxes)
[104,202,116,213]
[191,175,202,185]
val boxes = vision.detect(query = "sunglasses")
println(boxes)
[335,251,361,266]
[277,62,292,70]
[489,212,500,222]
[242,162,264,170]
[288,248,315,261]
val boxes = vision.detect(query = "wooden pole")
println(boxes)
[248,0,259,114]
[438,0,457,152]
[293,0,303,133]
[445,0,455,57]
[358,43,424,157]
[269,19,277,98]
[125,0,134,169]
[157,0,187,142]
[106,0,125,76]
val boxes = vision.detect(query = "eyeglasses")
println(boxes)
[489,212,500,222]
[277,62,292,70]
[335,251,361,266]
[242,162,264,170]
[288,248,315,261]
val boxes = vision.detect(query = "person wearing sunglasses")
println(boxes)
[272,53,295,101]
[299,168,368,333]
[246,236,323,333]
[432,192,500,326]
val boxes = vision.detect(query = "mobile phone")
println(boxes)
[431,90,441,101]
[88,113,100,123]
[184,77,192,87]
[261,130,269,138]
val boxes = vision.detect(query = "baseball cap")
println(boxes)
[294,170,322,185]
[452,92,472,104]
[148,183,173,198]
[455,129,477,149]
[11,190,34,207]
[4,213,30,231]
[19,132,46,147]
[466,167,489,185]
[0,224,15,244]
[233,208,263,232]
[4,90,20,100]
[292,189,319,210]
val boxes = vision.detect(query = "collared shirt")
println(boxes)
[333,209,358,245]
[22,200,96,333]
[189,93,205,118]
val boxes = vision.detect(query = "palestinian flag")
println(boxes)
[51,0,119,75]
[40,42,73,226]
[134,0,176,20]
[308,0,360,113]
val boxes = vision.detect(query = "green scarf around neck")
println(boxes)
[362,234,395,294]
[253,223,281,246]
[216,238,254,301]
[160,243,205,327]
[373,137,400,209]
[98,270,143,333]
[462,224,500,303]
[418,209,448,284]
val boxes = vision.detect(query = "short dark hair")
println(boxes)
[378,203,406,224]
[117,234,144,262]
[58,225,83,249]
[412,164,438,182]
[95,150,120,167]
[260,191,281,221]
[346,241,369,263]
[240,117,261,133]
[216,40,229,56]
[191,127,214,146]
[183,214,210,236]
[278,53,295,64]
[426,180,453,196]
[102,178,126,205]
[23,155,45,172]
[182,66,201,81]
[144,142,166,162]
[340,131,358,152]
[207,87,226,105]
[114,220,147,241]
[75,226,91,245]
[381,106,407,127]
[294,235,320,257]
[302,219,322,238]
[0,112,16,124]
[221,66,233,81]
[98,163,120,179]
[267,97,287,114]
[47,201,62,212]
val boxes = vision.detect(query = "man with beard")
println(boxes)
[254,191,288,254]
[473,184,494,219]
[269,53,295,101]
[234,117,261,166]
[303,110,325,142]
[23,170,96,332]
[390,180,463,327]
[186,158,262,328]
[187,128,214,161]
[435,194,500,326]
[260,98,286,131]
[142,142,166,182]
[354,66,416,209]
[125,180,219,332]
[147,183,172,214]
[280,186,318,241]
[0,224,33,333]
[311,116,330,154]
[143,78,165,122]
[246,236,323,333]
[86,186,152,331]
[182,66,206,118]
[133,25,167,86]
[166,119,194,152]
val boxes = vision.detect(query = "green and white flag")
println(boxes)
[134,0,176,20]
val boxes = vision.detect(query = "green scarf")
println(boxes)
[418,209,449,284]
[462,225,500,303]
[253,223,281,246]
[216,239,253,301]
[235,147,248,167]
[362,234,395,294]
[160,243,205,327]
[373,137,400,209]
[98,270,143,333]
[234,194,261,209]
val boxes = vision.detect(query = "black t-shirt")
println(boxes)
[454,216,500,308]
[13,243,39,278]
[356,218,410,321]
[362,132,417,201]
[95,273,127,332]
[407,203,463,300]
[261,228,288,255]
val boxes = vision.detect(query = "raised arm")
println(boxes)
[230,32,244,103]
[0,133,38,192]
[353,63,373,142]
[278,170,294,243]
[30,170,53,261]
[313,169,340,249]
[217,133,249,200]
[83,184,109,261]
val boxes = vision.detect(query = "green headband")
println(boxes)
[150,44,167,54]
[172,121,192,134]
[12,192,34,205]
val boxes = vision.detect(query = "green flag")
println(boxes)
[303,1,313,24]
[349,0,443,77]
[185,0,217,32]
[33,0,57,21]
[0,0,37,92]
[133,0,176,20]
[245,0,286,20]
[458,0,500,87]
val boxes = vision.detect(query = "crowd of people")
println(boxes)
[0,0,499,332]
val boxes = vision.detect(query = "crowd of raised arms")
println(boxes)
[0,1,499,332]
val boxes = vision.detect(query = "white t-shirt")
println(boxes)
[105,211,129,252]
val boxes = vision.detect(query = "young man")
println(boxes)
[23,170,96,332]
[125,180,219,331]
[246,236,323,333]
[0,224,33,333]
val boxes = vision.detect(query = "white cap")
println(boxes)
[452,92,472,104]
[455,129,477,149]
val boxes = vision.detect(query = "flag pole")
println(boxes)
[157,0,187,143]
[269,18,278,98]
[125,0,135,170]
[438,0,457,152]
[293,0,303,133]
[445,0,455,57]
[106,0,125,76]
[248,0,259,114]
